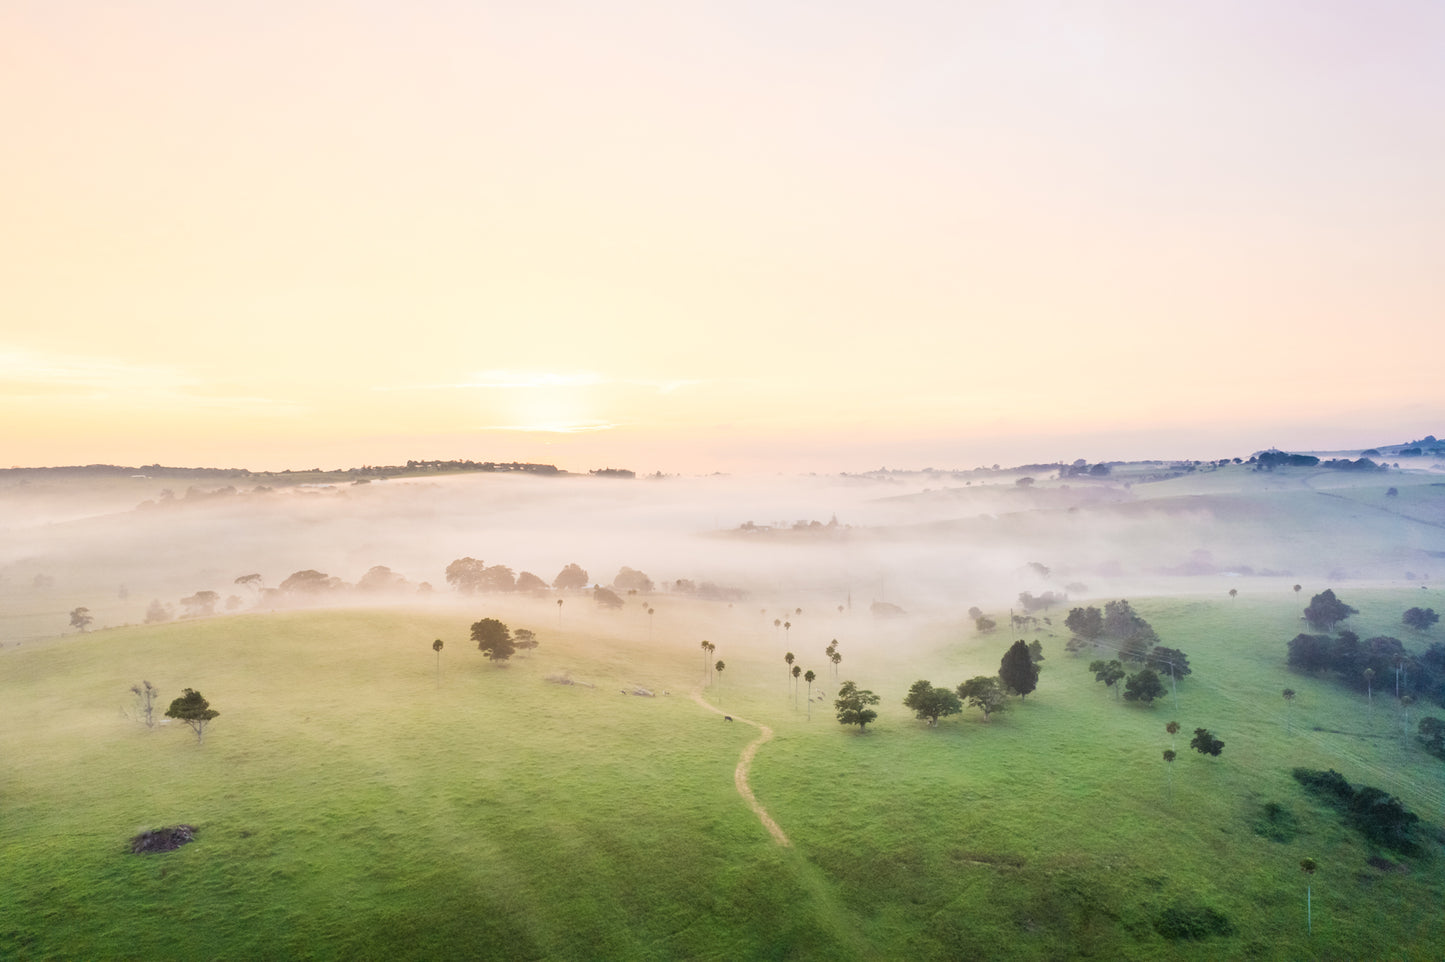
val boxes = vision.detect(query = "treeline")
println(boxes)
[1286,590,1445,707]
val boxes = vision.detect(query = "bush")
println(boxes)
[1292,768,1421,853]
[1154,904,1234,941]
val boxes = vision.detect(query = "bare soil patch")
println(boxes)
[130,825,196,854]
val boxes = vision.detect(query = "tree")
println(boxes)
[1229,588,1238,599]
[1300,858,1317,935]
[553,563,589,590]
[280,569,342,595]
[1191,728,1224,757]
[130,680,159,728]
[1065,606,1103,645]
[1089,659,1126,698]
[834,681,880,731]
[445,557,488,595]
[1303,589,1357,631]
[1163,749,1177,802]
[792,664,802,706]
[514,628,539,651]
[1145,646,1192,679]
[1282,688,1297,732]
[594,586,624,610]
[715,660,725,693]
[358,566,408,593]
[1294,584,1303,595]
[516,571,548,592]
[999,640,1039,698]
[144,599,173,623]
[957,676,1008,722]
[1027,639,1045,665]
[785,651,796,692]
[701,639,715,679]
[1123,669,1167,704]
[234,573,263,591]
[1363,667,1376,712]
[478,565,517,593]
[830,649,842,680]
[556,598,564,624]
[432,639,444,685]
[69,607,93,632]
[613,567,654,593]
[165,688,219,743]
[903,680,963,726]
[974,614,997,633]
[1417,716,1445,758]
[471,618,515,663]
[180,590,219,618]
[1166,719,1180,750]
[1403,607,1440,631]
[804,669,817,719]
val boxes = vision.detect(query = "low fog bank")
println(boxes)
[2,462,1441,643]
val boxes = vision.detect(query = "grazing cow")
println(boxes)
[724,716,733,722]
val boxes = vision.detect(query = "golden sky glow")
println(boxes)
[3,2,1442,472]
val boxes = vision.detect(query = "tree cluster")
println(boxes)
[1403,607,1440,631]
[1291,768,1421,852]
[1287,627,1445,706]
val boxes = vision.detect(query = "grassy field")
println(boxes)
[2,591,1442,960]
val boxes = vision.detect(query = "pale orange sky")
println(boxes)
[2,2,1442,473]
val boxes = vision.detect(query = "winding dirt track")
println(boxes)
[690,689,790,846]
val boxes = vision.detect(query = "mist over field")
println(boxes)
[4,452,1443,646]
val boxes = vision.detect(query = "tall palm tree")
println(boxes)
[784,652,795,693]
[701,640,715,682]
[791,664,801,708]
[804,669,817,719]
[432,639,444,687]
[715,660,726,698]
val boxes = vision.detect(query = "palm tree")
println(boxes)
[1364,667,1375,716]
[1163,749,1176,803]
[647,607,655,640]
[1229,588,1238,599]
[432,639,444,687]
[783,620,792,644]
[556,597,564,625]
[792,664,801,708]
[1282,688,1296,733]
[804,669,817,719]
[1300,858,1317,934]
[701,640,715,682]
[715,660,726,699]
[1166,719,1180,750]
[830,650,842,681]
[784,652,795,694]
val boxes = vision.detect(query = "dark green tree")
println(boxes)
[834,680,880,731]
[902,680,963,726]
[1303,589,1357,631]
[804,669,817,719]
[471,618,515,662]
[1191,728,1224,756]
[165,688,219,743]
[1403,607,1439,631]
[1089,659,1126,698]
[432,638,443,685]
[792,664,802,706]
[999,639,1039,699]
[1064,605,1103,644]
[957,676,1008,722]
[1027,639,1045,665]
[69,607,92,632]
[1123,668,1167,704]
[513,628,538,651]
[1282,688,1296,732]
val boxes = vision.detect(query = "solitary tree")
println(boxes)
[715,660,726,694]
[1163,748,1177,802]
[514,628,538,652]
[1403,607,1440,631]
[1166,719,1180,750]
[957,676,1008,722]
[432,638,444,685]
[903,680,963,727]
[165,688,219,744]
[999,639,1040,698]
[1190,727,1225,756]
[1282,688,1296,732]
[553,563,589,590]
[1229,588,1238,599]
[1300,858,1317,934]
[785,651,796,691]
[830,649,843,680]
[69,607,93,632]
[556,598,564,624]
[130,680,159,728]
[1294,584,1303,595]
[1303,589,1357,631]
[791,664,802,706]
[834,681,880,732]
[471,618,515,663]
[804,669,817,719]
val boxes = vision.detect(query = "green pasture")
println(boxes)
[2,592,1442,960]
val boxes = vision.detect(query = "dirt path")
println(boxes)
[690,689,790,847]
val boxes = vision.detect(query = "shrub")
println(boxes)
[1154,904,1234,941]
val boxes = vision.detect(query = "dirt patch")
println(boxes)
[130,825,196,854]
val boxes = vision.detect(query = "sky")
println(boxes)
[2,1,1442,474]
